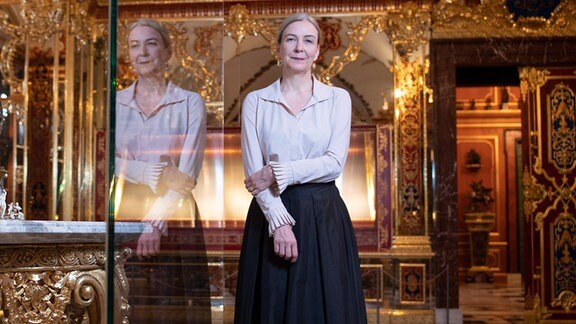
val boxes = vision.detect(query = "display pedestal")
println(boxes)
[464,212,495,282]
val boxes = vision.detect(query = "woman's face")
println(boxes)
[128,25,171,77]
[277,20,320,74]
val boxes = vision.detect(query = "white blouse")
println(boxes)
[115,81,206,224]
[241,77,352,235]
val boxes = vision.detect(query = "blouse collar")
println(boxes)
[259,76,333,105]
[117,80,187,112]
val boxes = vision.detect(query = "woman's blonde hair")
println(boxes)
[277,13,321,45]
[128,18,172,52]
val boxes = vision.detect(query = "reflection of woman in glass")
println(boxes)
[115,18,211,323]
[235,13,367,323]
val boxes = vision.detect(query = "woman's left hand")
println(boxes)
[273,225,298,263]
[160,166,196,195]
[136,225,162,257]
[245,165,276,196]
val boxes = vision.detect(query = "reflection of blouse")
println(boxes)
[115,81,206,220]
[241,77,351,235]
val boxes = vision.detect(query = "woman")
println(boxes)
[115,18,211,323]
[234,13,367,324]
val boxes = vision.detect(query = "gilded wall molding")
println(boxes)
[223,0,430,17]
[432,0,576,39]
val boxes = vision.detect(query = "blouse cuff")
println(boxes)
[142,162,167,193]
[269,161,294,194]
[264,205,296,237]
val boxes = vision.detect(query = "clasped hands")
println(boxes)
[137,166,196,257]
[244,165,298,263]
[244,165,279,196]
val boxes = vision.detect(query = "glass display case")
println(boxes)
[0,1,404,322]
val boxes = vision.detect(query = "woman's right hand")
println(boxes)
[137,225,162,257]
[244,165,278,196]
[273,225,298,263]
[159,166,196,195]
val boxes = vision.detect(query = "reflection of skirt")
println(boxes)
[117,183,212,323]
[234,182,367,324]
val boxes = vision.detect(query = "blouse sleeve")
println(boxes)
[270,88,351,194]
[142,93,207,233]
[241,92,296,236]
[177,93,207,182]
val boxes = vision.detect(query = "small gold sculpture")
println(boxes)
[468,180,494,212]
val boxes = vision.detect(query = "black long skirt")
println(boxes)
[117,183,212,323]
[234,182,367,324]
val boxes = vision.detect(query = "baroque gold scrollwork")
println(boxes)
[551,213,576,312]
[523,162,576,232]
[0,0,94,94]
[0,269,105,323]
[114,247,133,324]
[316,15,387,84]
[395,58,426,234]
[385,2,430,57]
[552,290,576,313]
[0,245,132,323]
[519,67,550,102]
[224,4,432,85]
[522,167,547,224]
[170,24,222,103]
[224,4,277,56]
[432,0,576,39]
[526,294,552,322]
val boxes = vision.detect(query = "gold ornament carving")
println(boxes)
[316,15,388,84]
[113,247,132,324]
[0,269,107,324]
[385,2,430,57]
[395,58,426,234]
[224,4,431,85]
[432,0,576,39]
[194,24,222,65]
[522,167,547,223]
[0,245,132,324]
[524,167,576,232]
[224,4,277,56]
[0,0,94,94]
[527,294,552,322]
[170,24,222,102]
[519,67,550,101]
[552,290,576,313]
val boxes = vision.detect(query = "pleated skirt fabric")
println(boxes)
[234,182,367,324]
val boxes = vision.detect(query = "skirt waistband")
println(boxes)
[283,181,336,194]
